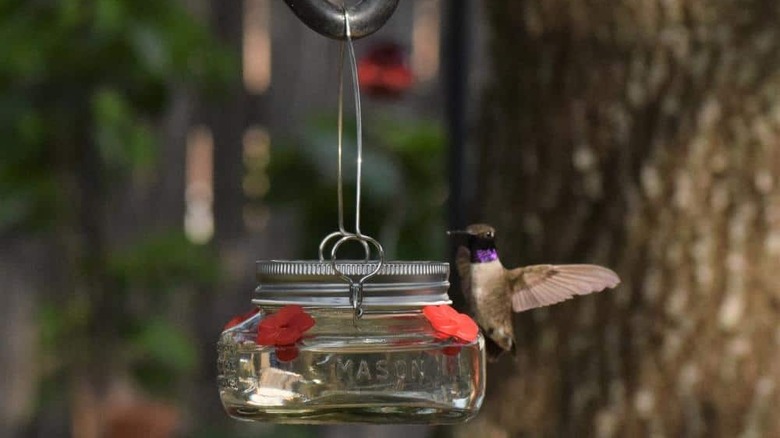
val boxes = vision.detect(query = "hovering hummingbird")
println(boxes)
[449,224,620,360]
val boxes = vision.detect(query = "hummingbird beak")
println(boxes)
[446,230,469,236]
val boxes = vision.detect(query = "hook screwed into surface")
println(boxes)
[283,0,400,40]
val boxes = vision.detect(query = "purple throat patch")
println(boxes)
[474,248,499,263]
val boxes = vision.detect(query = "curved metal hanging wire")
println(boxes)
[317,7,385,321]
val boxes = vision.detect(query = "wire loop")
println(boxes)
[317,7,385,320]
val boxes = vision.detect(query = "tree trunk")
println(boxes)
[0,240,46,436]
[467,1,780,436]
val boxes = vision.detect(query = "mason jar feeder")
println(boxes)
[217,260,485,424]
[218,0,485,424]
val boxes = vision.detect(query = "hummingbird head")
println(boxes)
[447,224,498,260]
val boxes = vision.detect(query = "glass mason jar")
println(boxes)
[217,260,485,424]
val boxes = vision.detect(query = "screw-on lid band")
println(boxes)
[253,260,451,308]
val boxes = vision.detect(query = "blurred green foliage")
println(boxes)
[110,232,219,394]
[0,0,234,232]
[0,0,234,402]
[267,114,447,260]
[38,232,219,398]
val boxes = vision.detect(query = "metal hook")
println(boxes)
[283,0,400,40]
[330,235,384,323]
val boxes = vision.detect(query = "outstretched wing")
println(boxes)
[508,264,620,312]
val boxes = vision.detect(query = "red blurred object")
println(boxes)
[357,42,413,98]
[256,305,315,361]
[223,307,259,330]
[275,345,299,362]
[442,346,462,356]
[422,305,479,343]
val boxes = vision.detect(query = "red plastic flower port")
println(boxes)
[223,308,260,330]
[442,346,462,357]
[422,305,479,343]
[358,42,413,99]
[275,345,299,362]
[256,305,315,362]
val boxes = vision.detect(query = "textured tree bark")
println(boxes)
[464,1,780,436]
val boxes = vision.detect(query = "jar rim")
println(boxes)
[253,260,452,308]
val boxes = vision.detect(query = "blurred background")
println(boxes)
[3,0,780,437]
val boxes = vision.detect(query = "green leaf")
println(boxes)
[129,319,199,396]
[92,87,156,171]
[0,192,33,231]
[94,0,126,36]
[107,232,219,294]
[130,319,197,373]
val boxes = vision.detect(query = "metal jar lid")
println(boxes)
[253,260,451,309]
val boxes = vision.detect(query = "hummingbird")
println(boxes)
[449,224,620,361]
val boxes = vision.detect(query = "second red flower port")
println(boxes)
[422,305,479,344]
